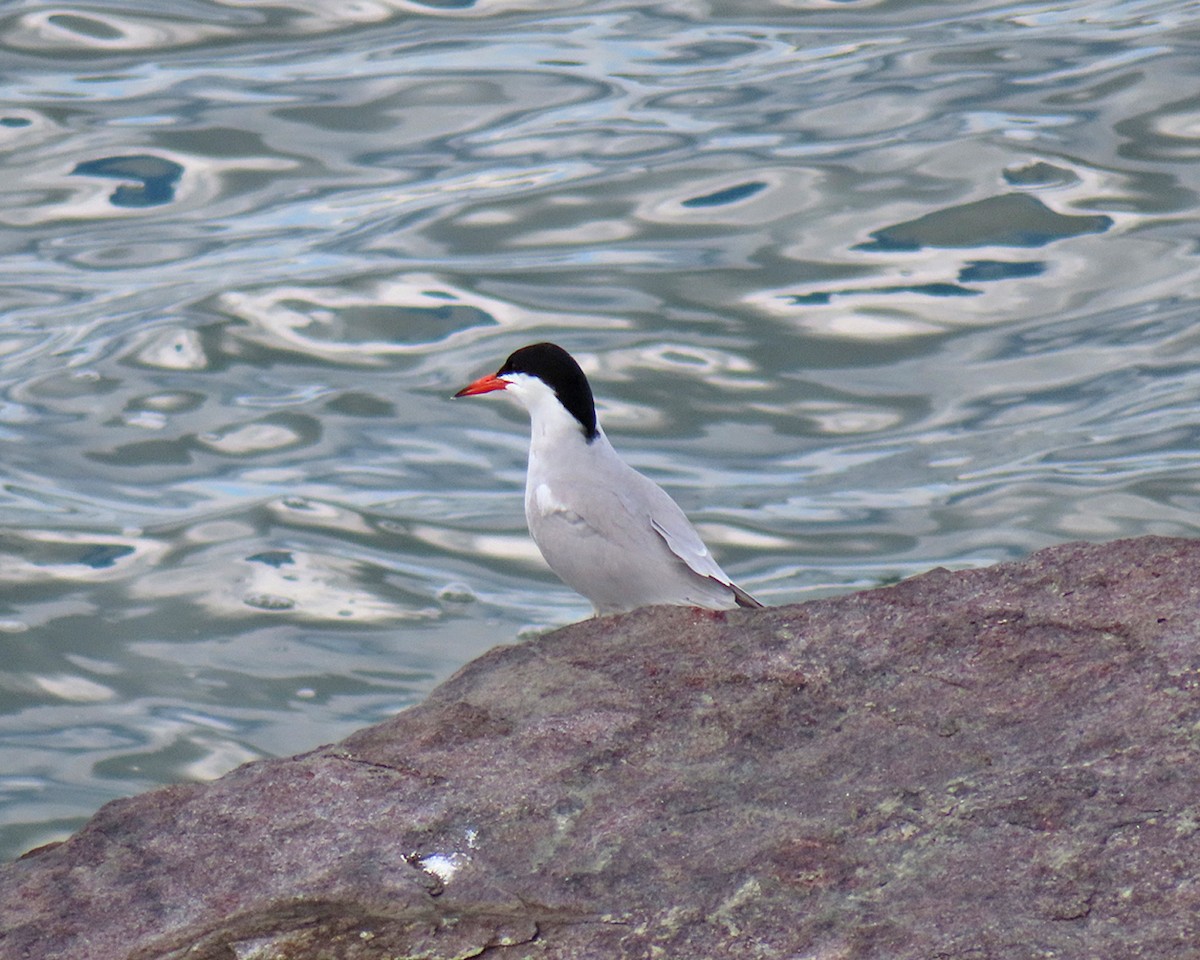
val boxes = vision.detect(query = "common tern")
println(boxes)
[454,342,762,615]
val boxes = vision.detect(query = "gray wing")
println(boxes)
[647,505,732,585]
[648,494,758,607]
[598,461,734,584]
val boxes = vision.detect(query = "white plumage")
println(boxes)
[455,343,761,615]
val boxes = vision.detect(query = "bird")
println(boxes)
[453,342,762,615]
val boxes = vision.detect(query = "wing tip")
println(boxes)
[715,578,763,607]
[731,582,764,609]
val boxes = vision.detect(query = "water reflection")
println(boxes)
[72,155,184,208]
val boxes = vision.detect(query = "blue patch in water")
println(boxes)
[785,282,979,304]
[681,181,768,208]
[71,154,184,207]
[77,544,136,569]
[854,194,1113,251]
[908,282,980,297]
[959,260,1045,283]
[247,551,295,568]
[854,233,921,253]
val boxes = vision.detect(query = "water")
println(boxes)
[2,0,1199,860]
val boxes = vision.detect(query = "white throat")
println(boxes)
[501,373,598,457]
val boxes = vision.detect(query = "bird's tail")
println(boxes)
[731,583,764,609]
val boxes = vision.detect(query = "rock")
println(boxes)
[2,536,1199,959]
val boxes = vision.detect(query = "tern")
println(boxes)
[454,342,762,615]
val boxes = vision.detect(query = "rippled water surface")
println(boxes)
[3,0,1200,858]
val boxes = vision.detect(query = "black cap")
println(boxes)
[499,342,598,441]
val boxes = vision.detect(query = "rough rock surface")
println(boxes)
[3,536,1200,960]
